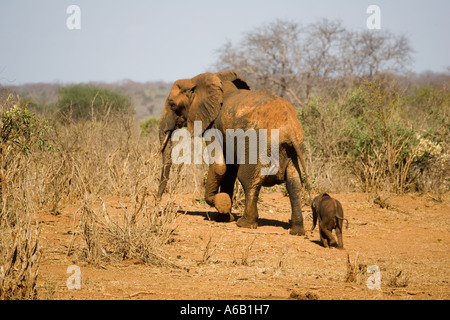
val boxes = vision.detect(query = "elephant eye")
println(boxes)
[174,106,185,117]
[169,101,177,110]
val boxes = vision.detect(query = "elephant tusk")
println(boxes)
[156,132,171,158]
[145,132,171,165]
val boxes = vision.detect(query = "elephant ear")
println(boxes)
[312,194,325,210]
[216,70,250,90]
[187,73,223,135]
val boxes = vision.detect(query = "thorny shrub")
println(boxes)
[299,77,449,195]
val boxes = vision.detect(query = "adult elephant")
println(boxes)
[157,71,308,235]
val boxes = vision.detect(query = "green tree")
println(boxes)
[140,117,159,137]
[0,94,51,156]
[57,84,133,122]
[341,79,419,193]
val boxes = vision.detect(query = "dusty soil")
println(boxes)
[37,191,449,300]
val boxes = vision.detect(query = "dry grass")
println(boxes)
[67,193,182,268]
[344,252,412,291]
[344,252,367,284]
[0,217,41,299]
[200,232,225,265]
[54,113,190,268]
[0,98,42,299]
[237,235,257,266]
[0,95,200,298]
[385,266,411,288]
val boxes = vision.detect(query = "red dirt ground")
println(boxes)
[37,191,449,300]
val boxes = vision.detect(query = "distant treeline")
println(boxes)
[0,80,171,122]
[1,70,449,121]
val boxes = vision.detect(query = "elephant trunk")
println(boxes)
[157,132,173,200]
[157,108,176,200]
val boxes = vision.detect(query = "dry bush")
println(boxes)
[100,192,182,267]
[0,95,43,300]
[299,77,450,195]
[67,201,103,265]
[67,171,183,268]
[48,107,193,268]
[200,233,223,265]
[232,235,257,266]
[412,135,449,199]
[46,113,155,203]
[385,268,410,288]
[0,93,198,299]
[44,112,204,206]
[289,290,319,300]
[232,181,246,210]
[344,252,367,284]
[0,218,41,300]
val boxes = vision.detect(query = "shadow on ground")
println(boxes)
[179,210,291,230]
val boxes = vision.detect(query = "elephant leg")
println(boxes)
[216,165,238,222]
[319,229,328,248]
[236,186,260,229]
[328,233,338,247]
[204,163,228,208]
[320,223,337,248]
[204,159,236,222]
[285,161,305,236]
[219,165,238,203]
[335,226,344,249]
[335,203,345,249]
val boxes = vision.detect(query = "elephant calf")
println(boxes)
[310,193,347,249]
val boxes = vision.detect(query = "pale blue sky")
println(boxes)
[0,0,449,84]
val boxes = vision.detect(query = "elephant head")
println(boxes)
[157,71,250,199]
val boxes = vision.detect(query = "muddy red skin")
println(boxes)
[158,71,307,235]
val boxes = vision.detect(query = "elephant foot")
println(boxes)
[214,192,231,214]
[289,225,305,236]
[329,240,338,248]
[236,216,258,229]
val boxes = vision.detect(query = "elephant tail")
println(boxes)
[334,199,348,229]
[336,216,349,229]
[310,208,318,233]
